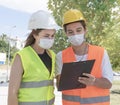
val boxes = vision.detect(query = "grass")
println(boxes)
[110,80,120,105]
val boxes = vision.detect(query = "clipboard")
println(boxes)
[58,59,95,91]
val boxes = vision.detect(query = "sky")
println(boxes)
[0,0,49,40]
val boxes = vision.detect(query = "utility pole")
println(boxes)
[6,37,10,82]
[6,26,16,82]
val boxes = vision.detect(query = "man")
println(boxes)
[56,9,113,105]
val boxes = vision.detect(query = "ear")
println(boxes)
[64,30,69,37]
[33,33,37,39]
[84,29,87,34]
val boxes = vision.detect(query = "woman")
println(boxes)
[56,9,113,105]
[8,10,60,105]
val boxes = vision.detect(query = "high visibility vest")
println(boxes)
[62,44,110,105]
[16,46,55,105]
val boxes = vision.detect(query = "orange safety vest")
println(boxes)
[62,44,110,105]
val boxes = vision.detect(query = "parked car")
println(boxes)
[0,70,9,83]
[113,71,120,76]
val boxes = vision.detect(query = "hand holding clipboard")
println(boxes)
[58,59,95,91]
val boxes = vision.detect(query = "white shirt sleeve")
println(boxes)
[55,50,113,83]
[101,50,113,83]
[55,51,63,76]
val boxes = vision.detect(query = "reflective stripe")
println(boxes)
[20,80,53,88]
[19,97,54,105]
[62,94,110,104]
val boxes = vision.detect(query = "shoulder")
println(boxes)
[47,49,56,58]
[17,46,30,55]
[89,44,104,49]
[62,46,72,51]
[56,51,62,58]
[48,49,55,54]
[89,44,105,53]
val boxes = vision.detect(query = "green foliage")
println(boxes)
[101,4,120,70]
[0,34,9,53]
[48,0,120,70]
[48,0,118,46]
[51,30,70,53]
[0,34,19,63]
[102,28,120,71]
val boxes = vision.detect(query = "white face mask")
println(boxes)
[68,34,85,46]
[39,38,54,49]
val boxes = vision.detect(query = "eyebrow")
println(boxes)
[67,30,73,32]
[67,27,82,31]
[76,27,82,30]
[45,32,55,36]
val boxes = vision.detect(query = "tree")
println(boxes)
[101,5,120,70]
[48,0,120,70]
[0,34,19,64]
[48,0,118,49]
[0,34,8,53]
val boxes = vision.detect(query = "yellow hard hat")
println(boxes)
[63,9,86,25]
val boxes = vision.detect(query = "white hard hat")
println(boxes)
[28,10,61,30]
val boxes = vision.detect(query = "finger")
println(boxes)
[78,79,86,85]
[83,73,95,79]
[78,77,88,80]
[82,73,91,77]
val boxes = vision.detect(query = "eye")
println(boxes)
[44,34,49,38]
[67,31,74,35]
[51,34,55,38]
[77,30,82,32]
[43,34,55,39]
[77,28,82,32]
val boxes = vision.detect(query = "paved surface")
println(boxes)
[0,76,120,105]
[0,86,8,105]
[0,83,62,105]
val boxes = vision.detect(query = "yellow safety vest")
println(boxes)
[16,46,55,105]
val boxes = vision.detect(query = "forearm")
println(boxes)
[78,73,112,89]
[93,77,112,89]
[8,54,23,105]
[8,90,18,105]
